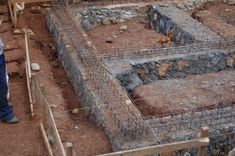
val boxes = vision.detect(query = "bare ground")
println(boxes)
[205,1,235,27]
[192,0,235,39]
[86,20,172,52]
[0,4,112,156]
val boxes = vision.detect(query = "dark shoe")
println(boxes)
[4,116,19,124]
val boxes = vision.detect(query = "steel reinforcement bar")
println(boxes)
[51,0,157,142]
[49,0,235,145]
[146,104,235,135]
[99,39,235,60]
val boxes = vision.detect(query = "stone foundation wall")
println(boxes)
[148,5,222,44]
[208,125,235,156]
[117,51,235,91]
[173,124,235,156]
[75,7,140,30]
[47,12,123,150]
[46,11,157,151]
[46,12,110,127]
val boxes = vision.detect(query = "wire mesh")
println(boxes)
[48,0,235,148]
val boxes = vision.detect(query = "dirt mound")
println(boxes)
[131,84,170,117]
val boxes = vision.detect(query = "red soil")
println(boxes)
[0,3,112,156]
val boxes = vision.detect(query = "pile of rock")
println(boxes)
[174,0,215,10]
[223,0,235,5]
[77,7,139,30]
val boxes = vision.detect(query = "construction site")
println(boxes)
[0,0,235,155]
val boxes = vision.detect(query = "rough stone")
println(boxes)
[71,108,80,114]
[158,63,172,76]
[102,18,111,25]
[116,18,124,23]
[40,3,52,8]
[136,5,148,14]
[105,37,113,43]
[178,61,190,70]
[119,25,127,32]
[228,148,235,156]
[116,71,143,91]
[31,63,40,71]
[77,7,138,29]
[226,55,235,67]
[30,6,41,14]
[13,29,22,35]
[82,19,93,30]
[151,5,222,43]
[81,9,89,16]
[109,16,116,23]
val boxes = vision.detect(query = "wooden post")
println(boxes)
[197,126,209,156]
[8,0,15,28]
[40,85,48,129]
[13,0,17,28]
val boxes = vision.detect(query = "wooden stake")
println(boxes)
[24,31,32,79]
[99,136,209,156]
[40,85,48,129]
[24,30,34,117]
[31,73,36,104]
[13,0,17,28]
[8,0,15,27]
[25,61,34,117]
[197,126,209,156]
[40,123,54,156]
[48,108,67,156]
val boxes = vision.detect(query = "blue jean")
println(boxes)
[0,60,13,121]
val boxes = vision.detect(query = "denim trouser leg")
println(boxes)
[0,63,13,121]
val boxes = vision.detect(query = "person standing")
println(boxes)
[0,38,18,123]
